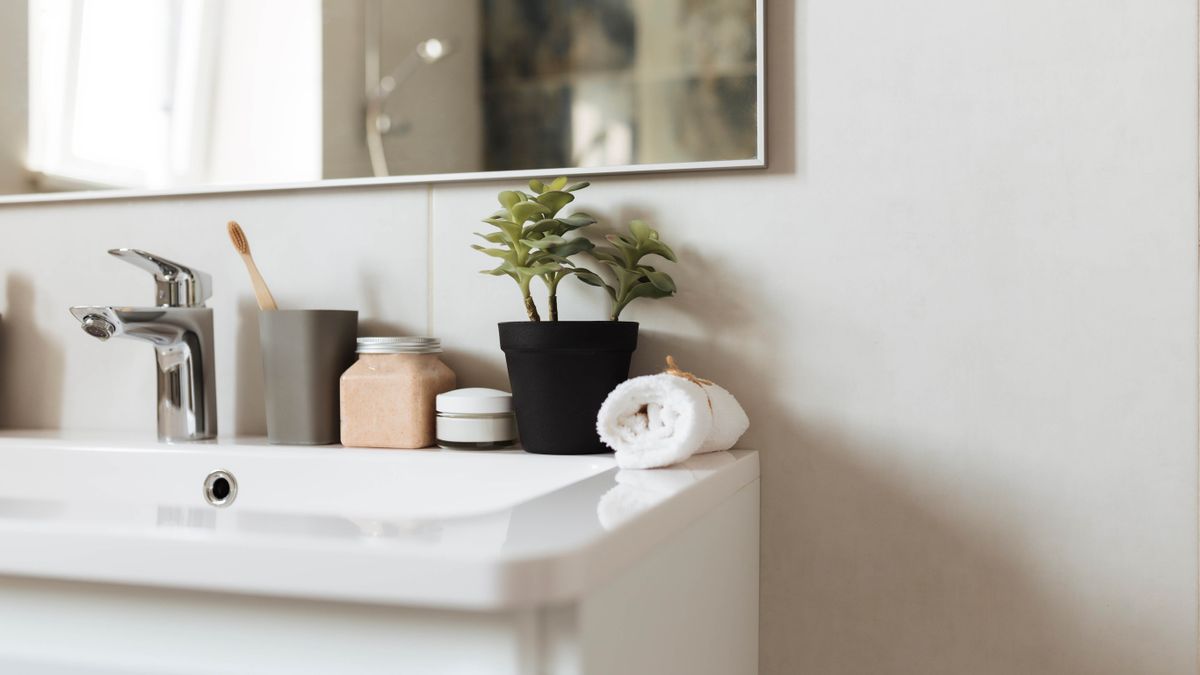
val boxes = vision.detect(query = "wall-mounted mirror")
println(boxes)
[0,0,763,201]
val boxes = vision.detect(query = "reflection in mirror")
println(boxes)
[4,0,762,198]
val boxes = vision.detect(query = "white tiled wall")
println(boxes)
[0,0,1196,673]
[0,187,429,433]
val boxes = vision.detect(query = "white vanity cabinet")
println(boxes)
[0,434,759,675]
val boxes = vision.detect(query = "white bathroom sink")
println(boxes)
[0,431,612,520]
[0,431,758,610]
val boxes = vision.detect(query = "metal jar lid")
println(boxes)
[356,337,442,354]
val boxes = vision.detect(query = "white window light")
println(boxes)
[27,0,220,189]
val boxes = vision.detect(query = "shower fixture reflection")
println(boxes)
[364,1,455,177]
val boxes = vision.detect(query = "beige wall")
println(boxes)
[0,0,1195,672]
[0,1,28,194]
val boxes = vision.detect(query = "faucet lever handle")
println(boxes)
[109,249,213,308]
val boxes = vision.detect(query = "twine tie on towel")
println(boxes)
[663,355,713,387]
[663,355,714,412]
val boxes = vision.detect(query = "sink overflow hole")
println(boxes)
[203,470,238,507]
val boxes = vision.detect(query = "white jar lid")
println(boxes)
[436,388,514,414]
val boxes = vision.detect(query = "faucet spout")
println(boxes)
[79,313,117,341]
[70,305,218,442]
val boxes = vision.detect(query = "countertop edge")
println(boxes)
[0,449,760,611]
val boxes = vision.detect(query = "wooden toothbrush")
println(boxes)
[227,220,278,311]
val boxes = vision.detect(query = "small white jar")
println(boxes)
[436,388,518,449]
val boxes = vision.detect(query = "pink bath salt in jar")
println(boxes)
[339,337,456,449]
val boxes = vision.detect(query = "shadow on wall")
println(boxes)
[610,173,1154,670]
[633,278,1156,674]
[0,274,65,429]
[668,1,1156,670]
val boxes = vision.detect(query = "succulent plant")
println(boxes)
[575,220,678,320]
[474,178,680,322]
[473,176,595,321]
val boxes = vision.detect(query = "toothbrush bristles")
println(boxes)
[227,220,250,254]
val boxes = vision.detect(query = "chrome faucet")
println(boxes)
[70,249,217,442]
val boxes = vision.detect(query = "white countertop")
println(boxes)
[0,431,758,610]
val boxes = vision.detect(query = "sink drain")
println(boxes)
[203,470,237,508]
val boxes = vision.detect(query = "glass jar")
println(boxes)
[339,337,456,449]
[436,388,518,450]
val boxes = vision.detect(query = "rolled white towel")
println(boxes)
[699,383,752,453]
[597,357,749,469]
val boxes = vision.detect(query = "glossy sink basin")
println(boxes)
[0,431,758,610]
[0,432,613,521]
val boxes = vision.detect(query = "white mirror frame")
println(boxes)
[0,0,764,205]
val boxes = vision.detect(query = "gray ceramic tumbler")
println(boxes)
[259,310,358,445]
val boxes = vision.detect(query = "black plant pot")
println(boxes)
[499,321,639,455]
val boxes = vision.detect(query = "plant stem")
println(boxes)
[545,270,565,322]
[611,294,631,321]
[524,294,541,321]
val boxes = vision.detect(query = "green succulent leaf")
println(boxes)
[527,262,561,276]
[597,258,622,273]
[481,266,517,281]
[628,220,654,243]
[558,213,597,230]
[483,218,520,233]
[645,270,676,293]
[564,181,590,192]
[527,218,566,236]
[481,217,523,242]
[573,269,617,299]
[611,232,639,248]
[543,237,595,258]
[641,239,678,262]
[521,235,568,249]
[612,266,643,291]
[471,244,515,261]
[511,200,551,223]
[590,247,622,265]
[547,176,568,191]
[574,269,605,286]
[474,231,507,244]
[629,281,675,301]
[602,237,638,267]
[535,190,574,216]
[498,191,522,211]
[495,260,538,282]
[528,179,546,194]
